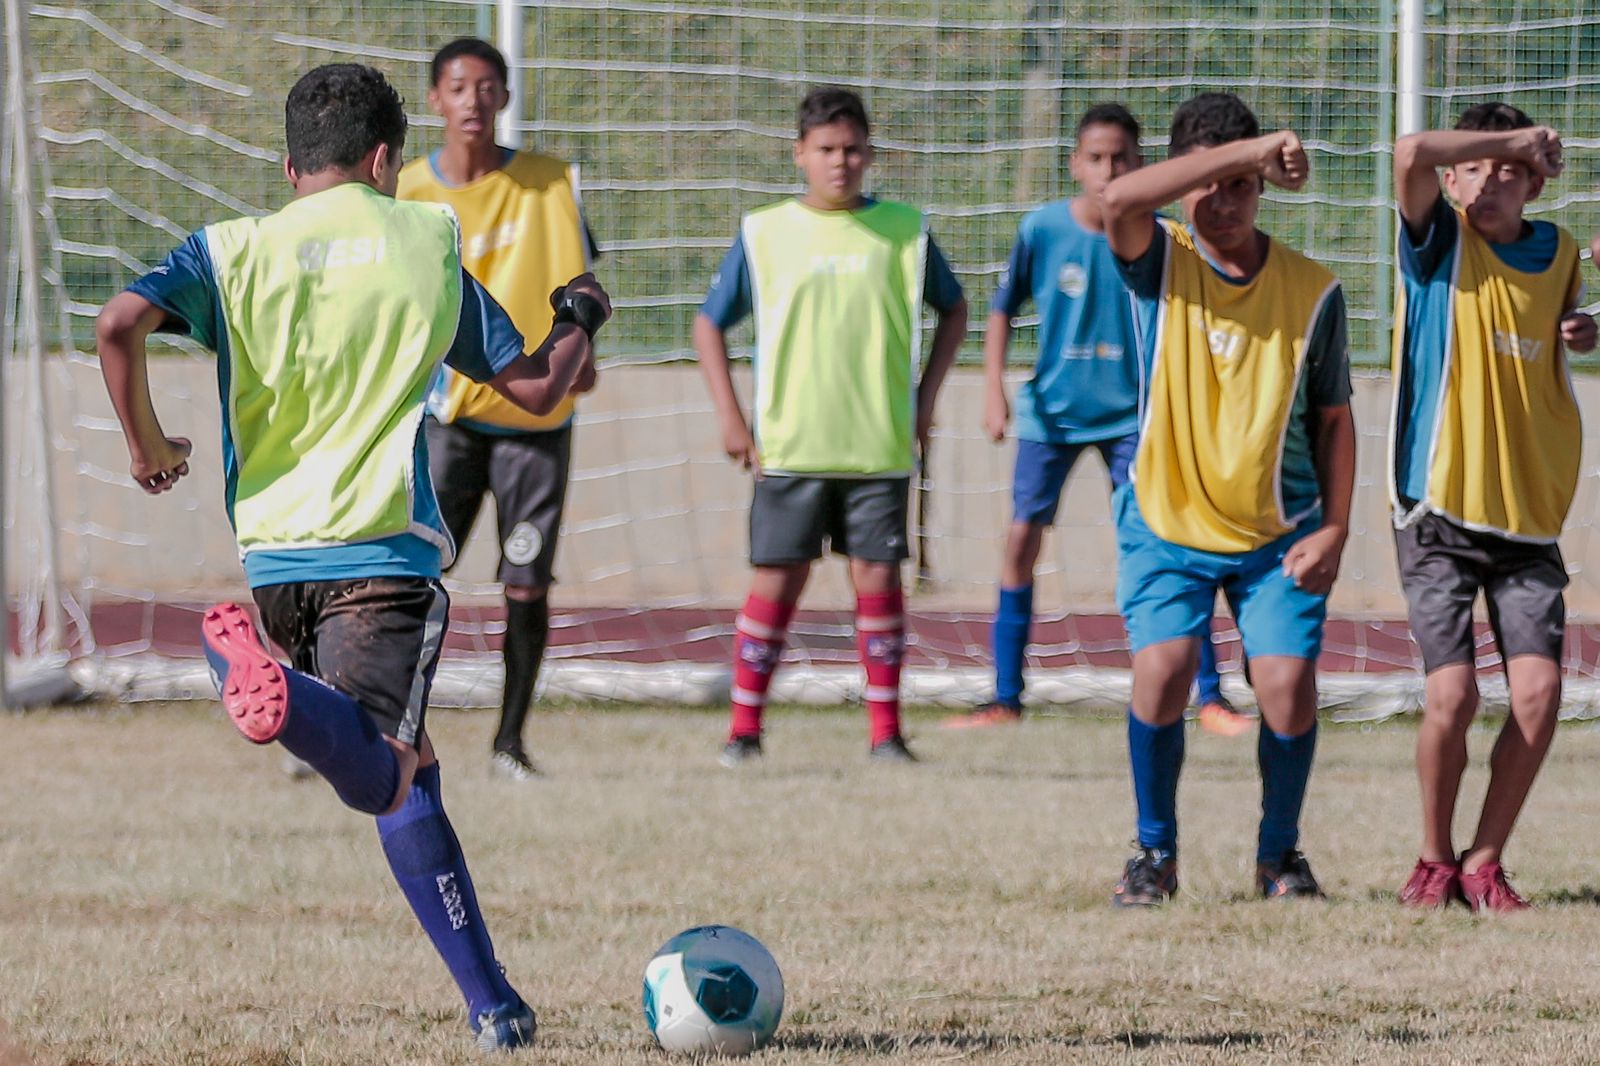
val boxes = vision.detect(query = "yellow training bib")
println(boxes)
[1396,211,1581,542]
[398,150,590,431]
[1133,222,1339,553]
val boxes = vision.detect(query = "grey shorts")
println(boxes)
[426,417,571,588]
[253,577,449,746]
[749,475,910,566]
[1394,512,1567,673]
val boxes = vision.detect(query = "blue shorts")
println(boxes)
[1113,485,1327,660]
[1011,433,1138,526]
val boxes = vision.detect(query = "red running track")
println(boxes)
[22,600,1600,675]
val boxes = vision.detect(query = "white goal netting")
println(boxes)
[8,1,1600,716]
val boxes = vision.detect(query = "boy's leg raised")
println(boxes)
[304,578,532,1044]
[204,596,404,815]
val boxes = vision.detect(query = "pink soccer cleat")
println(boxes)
[201,603,289,744]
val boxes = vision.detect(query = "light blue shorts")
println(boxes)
[1112,485,1327,660]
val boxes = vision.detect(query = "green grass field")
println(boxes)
[8,703,1600,1064]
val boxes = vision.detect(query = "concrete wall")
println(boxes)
[20,358,1600,618]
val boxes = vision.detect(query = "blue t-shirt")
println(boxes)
[128,225,525,587]
[1392,196,1567,506]
[1118,227,1351,522]
[699,198,964,329]
[990,201,1141,444]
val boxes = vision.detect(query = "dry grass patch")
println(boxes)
[7,703,1600,1064]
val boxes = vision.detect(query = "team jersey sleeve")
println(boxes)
[1305,285,1353,408]
[700,234,753,330]
[1397,196,1458,283]
[125,230,222,351]
[989,222,1034,318]
[1116,228,1168,301]
[443,269,527,382]
[922,236,965,312]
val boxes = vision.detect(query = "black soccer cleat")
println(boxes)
[719,733,763,768]
[869,734,919,763]
[1257,849,1325,900]
[1112,848,1179,908]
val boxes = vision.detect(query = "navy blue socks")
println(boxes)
[376,763,520,1018]
[1127,710,1184,856]
[1194,630,1225,705]
[276,669,400,815]
[991,584,1033,709]
[1257,723,1317,862]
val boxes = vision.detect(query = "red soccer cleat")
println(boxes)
[1399,858,1462,909]
[940,703,1023,730]
[1197,698,1253,737]
[1459,861,1531,914]
[201,603,289,744]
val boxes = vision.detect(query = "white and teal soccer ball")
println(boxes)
[642,925,784,1056]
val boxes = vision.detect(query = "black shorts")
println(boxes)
[426,416,571,588]
[1394,511,1567,673]
[749,475,910,566]
[253,577,449,746]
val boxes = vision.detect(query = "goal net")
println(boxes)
[8,0,1600,716]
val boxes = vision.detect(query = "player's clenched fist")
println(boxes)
[1511,124,1563,178]
[130,437,191,494]
[1258,130,1309,191]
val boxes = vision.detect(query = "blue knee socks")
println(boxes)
[1195,630,1224,706]
[991,585,1033,709]
[377,763,520,1019]
[1127,711,1184,856]
[1257,723,1317,862]
[276,669,399,815]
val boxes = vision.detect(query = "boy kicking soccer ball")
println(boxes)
[939,102,1242,736]
[95,64,609,1049]
[1391,103,1595,912]
[1100,92,1355,905]
[695,86,968,765]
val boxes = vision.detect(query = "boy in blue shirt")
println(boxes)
[1101,93,1355,905]
[941,104,1242,736]
[94,64,609,1050]
[1391,103,1595,912]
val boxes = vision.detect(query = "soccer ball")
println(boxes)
[642,925,784,1055]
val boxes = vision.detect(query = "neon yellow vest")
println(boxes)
[203,183,462,559]
[398,151,588,431]
[1133,222,1339,553]
[743,199,926,475]
[1392,211,1581,542]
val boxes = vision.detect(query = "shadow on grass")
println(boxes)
[773,1029,1269,1054]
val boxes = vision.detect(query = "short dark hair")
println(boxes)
[1077,102,1140,142]
[1455,101,1533,132]
[1168,92,1259,157]
[284,64,407,175]
[797,87,871,139]
[430,37,508,87]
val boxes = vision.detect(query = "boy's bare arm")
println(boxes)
[1282,403,1355,596]
[1099,132,1308,262]
[489,273,611,415]
[693,312,758,470]
[95,291,193,494]
[1393,126,1562,238]
[982,309,1013,443]
[915,298,970,453]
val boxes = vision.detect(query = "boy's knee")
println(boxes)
[1423,676,1478,730]
[1509,668,1561,718]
